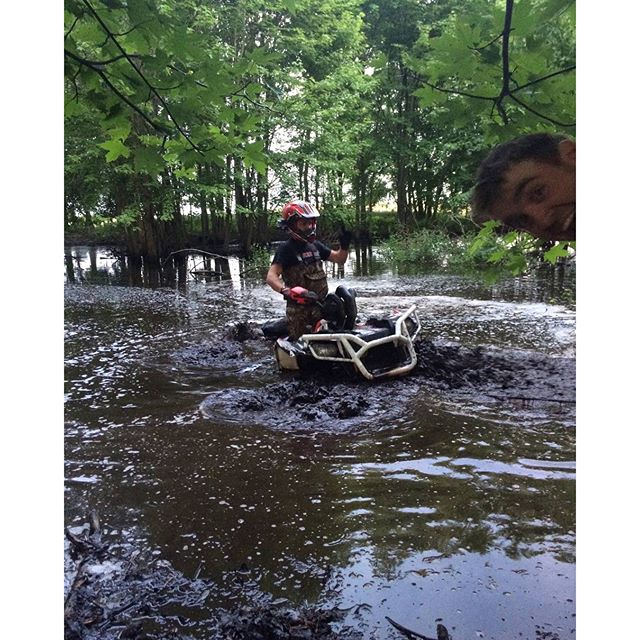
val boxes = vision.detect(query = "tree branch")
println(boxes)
[419,0,574,128]
[65,49,170,134]
[500,0,514,100]
[65,15,81,39]
[64,50,140,68]
[511,65,576,94]
[81,0,202,153]
[385,616,438,640]
[111,21,153,37]
[169,63,209,88]
[234,92,282,114]
[422,80,495,102]
[64,69,81,107]
[470,32,503,51]
[493,0,516,123]
[509,94,576,127]
[98,72,170,133]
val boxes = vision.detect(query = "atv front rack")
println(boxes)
[276,305,421,380]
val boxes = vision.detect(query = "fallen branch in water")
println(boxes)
[385,616,451,640]
[162,247,230,265]
[163,248,266,278]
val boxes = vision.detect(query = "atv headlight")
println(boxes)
[311,342,340,358]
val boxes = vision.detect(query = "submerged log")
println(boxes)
[385,616,451,640]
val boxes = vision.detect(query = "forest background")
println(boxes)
[64,0,576,274]
[3,2,637,638]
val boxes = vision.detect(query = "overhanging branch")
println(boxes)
[65,15,81,39]
[509,95,575,127]
[64,50,140,68]
[65,49,170,134]
[81,0,202,154]
[511,65,576,94]
[421,0,574,127]
[422,80,495,102]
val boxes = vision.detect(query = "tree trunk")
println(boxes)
[396,164,408,226]
[197,164,210,239]
[140,199,160,264]
[234,157,253,255]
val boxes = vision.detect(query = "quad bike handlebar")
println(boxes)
[283,286,319,305]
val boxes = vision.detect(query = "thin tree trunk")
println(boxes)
[198,164,210,239]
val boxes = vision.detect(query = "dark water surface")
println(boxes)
[64,246,576,639]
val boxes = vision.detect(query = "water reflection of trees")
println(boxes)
[329,458,575,578]
[64,247,238,291]
[64,246,574,309]
[488,261,575,306]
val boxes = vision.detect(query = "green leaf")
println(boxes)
[246,158,267,174]
[174,166,197,180]
[127,0,153,26]
[510,0,538,37]
[138,134,164,147]
[414,86,443,108]
[544,242,570,263]
[97,138,130,162]
[244,140,265,155]
[64,98,84,118]
[105,123,131,141]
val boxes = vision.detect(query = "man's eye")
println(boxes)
[527,185,546,204]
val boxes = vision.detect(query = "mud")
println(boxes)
[65,515,214,640]
[197,323,575,432]
[413,339,575,405]
[64,515,376,640]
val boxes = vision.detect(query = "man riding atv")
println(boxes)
[266,200,352,340]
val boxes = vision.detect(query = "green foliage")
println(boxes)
[65,0,577,270]
[319,206,355,231]
[65,0,275,216]
[245,244,272,270]
[380,228,467,269]
[379,220,573,278]
[365,211,400,242]
[408,0,575,135]
[65,109,114,224]
[468,221,574,275]
[544,241,574,262]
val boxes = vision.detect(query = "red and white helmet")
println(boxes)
[279,200,320,241]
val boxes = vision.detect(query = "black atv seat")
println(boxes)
[354,318,396,342]
[263,316,399,344]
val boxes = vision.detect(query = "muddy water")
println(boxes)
[64,246,576,640]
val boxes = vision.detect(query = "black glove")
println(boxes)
[338,224,352,250]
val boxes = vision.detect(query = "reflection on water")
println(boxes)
[64,246,575,639]
[64,244,575,307]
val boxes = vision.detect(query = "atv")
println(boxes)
[261,285,421,381]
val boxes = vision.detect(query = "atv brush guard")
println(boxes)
[273,305,421,380]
